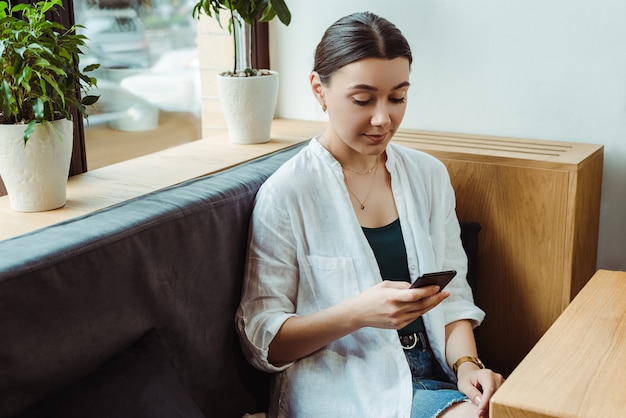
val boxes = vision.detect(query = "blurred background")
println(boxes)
[75,0,202,169]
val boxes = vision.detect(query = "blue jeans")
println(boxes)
[404,347,468,418]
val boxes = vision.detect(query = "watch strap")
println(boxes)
[452,355,485,375]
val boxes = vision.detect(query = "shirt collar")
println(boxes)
[311,136,343,175]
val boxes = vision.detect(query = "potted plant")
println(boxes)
[192,0,290,144]
[0,0,99,212]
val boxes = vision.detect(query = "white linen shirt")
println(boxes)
[236,138,485,418]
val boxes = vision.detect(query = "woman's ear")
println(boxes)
[310,71,326,111]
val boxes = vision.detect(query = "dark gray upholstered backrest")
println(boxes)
[0,142,307,418]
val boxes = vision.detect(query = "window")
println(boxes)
[75,0,203,169]
[0,0,269,196]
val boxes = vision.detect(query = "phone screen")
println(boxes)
[410,270,457,290]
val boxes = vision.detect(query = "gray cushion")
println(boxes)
[0,142,306,417]
[16,329,205,418]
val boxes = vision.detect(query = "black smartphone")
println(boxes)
[410,270,457,290]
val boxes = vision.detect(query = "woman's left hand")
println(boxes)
[456,367,505,418]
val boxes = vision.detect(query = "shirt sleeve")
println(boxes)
[235,181,299,372]
[432,161,485,328]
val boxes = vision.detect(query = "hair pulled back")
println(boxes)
[313,12,413,85]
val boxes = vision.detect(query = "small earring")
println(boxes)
[322,104,327,112]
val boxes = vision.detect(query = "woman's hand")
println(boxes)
[268,280,448,365]
[444,320,505,418]
[353,280,449,330]
[456,365,505,418]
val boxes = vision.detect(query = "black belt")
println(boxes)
[399,331,429,350]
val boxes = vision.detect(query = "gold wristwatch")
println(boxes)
[452,356,485,375]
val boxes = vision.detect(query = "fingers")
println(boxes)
[406,290,449,316]
[477,371,505,411]
[459,369,505,418]
[463,384,484,409]
[378,280,411,289]
[458,383,488,418]
[378,280,448,306]
[366,281,449,329]
[395,290,449,329]
[477,394,488,418]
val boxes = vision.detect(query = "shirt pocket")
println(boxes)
[303,255,360,310]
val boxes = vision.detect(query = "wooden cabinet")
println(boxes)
[394,129,604,376]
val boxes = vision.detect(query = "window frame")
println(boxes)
[57,0,88,176]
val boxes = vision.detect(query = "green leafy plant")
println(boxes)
[0,0,99,143]
[192,0,291,76]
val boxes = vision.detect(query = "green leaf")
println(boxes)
[11,4,28,13]
[40,0,63,15]
[0,0,96,124]
[41,72,65,102]
[16,66,32,87]
[83,63,100,73]
[81,94,99,106]
[0,79,11,114]
[0,1,9,17]
[23,120,36,145]
[44,64,66,77]
[15,46,26,58]
[259,7,276,23]
[268,0,291,25]
[33,97,44,119]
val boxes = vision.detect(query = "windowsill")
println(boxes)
[0,118,326,241]
[1,119,603,242]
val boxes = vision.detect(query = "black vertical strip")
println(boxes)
[49,0,89,174]
[252,21,270,70]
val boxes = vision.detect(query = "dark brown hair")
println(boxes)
[313,12,413,85]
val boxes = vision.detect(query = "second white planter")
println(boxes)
[217,71,279,144]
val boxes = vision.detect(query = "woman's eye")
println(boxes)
[390,95,407,104]
[352,94,406,106]
[352,96,372,106]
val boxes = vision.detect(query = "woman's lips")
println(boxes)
[366,133,388,143]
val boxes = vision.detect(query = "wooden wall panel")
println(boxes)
[445,160,570,374]
[566,153,604,300]
[394,129,603,376]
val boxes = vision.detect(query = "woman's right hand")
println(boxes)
[268,280,448,365]
[351,280,449,330]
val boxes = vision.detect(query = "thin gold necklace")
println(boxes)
[344,156,379,175]
[322,136,379,175]
[320,136,380,210]
[343,159,378,210]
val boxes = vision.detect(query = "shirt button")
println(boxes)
[410,265,416,271]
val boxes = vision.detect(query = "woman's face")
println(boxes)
[312,57,410,157]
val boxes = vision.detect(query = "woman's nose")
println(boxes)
[371,102,391,127]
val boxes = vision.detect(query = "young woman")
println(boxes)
[236,11,504,418]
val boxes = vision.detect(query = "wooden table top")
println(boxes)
[490,269,626,417]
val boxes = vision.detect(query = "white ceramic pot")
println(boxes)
[217,70,279,144]
[0,119,73,212]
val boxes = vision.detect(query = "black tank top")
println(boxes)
[362,218,426,334]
